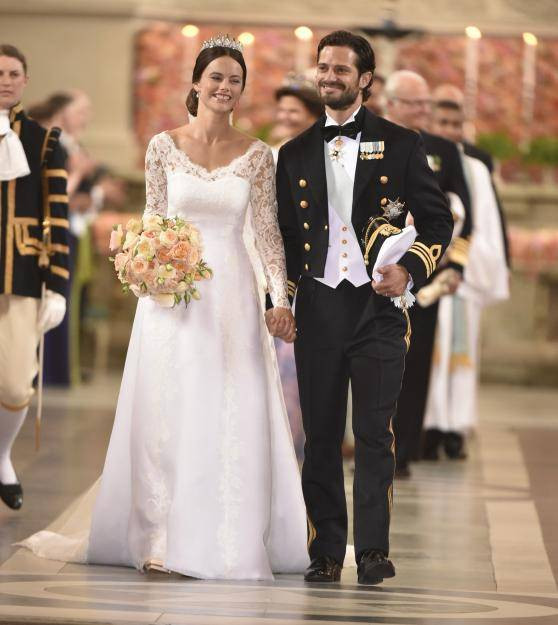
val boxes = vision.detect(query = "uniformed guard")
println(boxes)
[276,31,452,585]
[0,44,69,509]
[383,70,473,478]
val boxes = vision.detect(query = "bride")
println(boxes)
[21,35,309,580]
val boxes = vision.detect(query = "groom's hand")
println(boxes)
[265,307,296,343]
[372,264,410,297]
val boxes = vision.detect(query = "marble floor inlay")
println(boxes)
[0,381,556,624]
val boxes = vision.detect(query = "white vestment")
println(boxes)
[424,154,509,432]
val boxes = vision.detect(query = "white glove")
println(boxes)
[38,290,67,334]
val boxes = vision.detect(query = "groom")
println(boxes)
[276,30,452,585]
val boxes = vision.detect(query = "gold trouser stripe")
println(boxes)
[50,217,70,228]
[1,398,31,411]
[307,515,317,550]
[50,265,70,279]
[403,308,412,352]
[45,169,68,179]
[50,243,70,254]
[4,178,17,294]
[48,194,69,203]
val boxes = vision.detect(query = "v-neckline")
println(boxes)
[164,132,260,176]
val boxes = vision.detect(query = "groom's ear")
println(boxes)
[359,71,373,92]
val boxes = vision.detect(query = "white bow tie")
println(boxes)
[0,110,31,181]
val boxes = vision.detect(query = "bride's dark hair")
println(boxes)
[186,46,247,117]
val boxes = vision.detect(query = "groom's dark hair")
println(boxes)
[317,31,375,101]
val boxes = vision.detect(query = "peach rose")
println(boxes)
[131,258,148,276]
[170,240,190,260]
[114,252,129,272]
[171,259,189,273]
[187,246,200,266]
[156,246,173,264]
[109,224,124,252]
[160,229,179,248]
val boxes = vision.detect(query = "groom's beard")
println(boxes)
[318,80,360,110]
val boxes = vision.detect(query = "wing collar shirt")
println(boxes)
[0,109,31,181]
[316,106,370,289]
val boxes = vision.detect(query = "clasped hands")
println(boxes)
[265,307,296,343]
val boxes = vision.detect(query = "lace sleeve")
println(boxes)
[250,145,289,308]
[144,133,169,217]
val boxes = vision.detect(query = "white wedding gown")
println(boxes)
[21,132,309,580]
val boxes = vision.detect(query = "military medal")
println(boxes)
[329,136,344,162]
[360,140,385,160]
[383,197,405,221]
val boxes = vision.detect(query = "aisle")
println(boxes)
[0,379,557,624]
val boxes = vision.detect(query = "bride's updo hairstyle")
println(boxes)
[186,45,247,117]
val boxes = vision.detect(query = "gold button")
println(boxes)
[342,226,348,231]
[342,239,347,245]
[304,263,309,271]
[380,176,388,184]
[303,222,310,230]
[300,200,308,208]
[299,179,307,188]
[304,243,311,251]
[381,197,388,206]
[324,224,328,230]
[342,252,348,258]
[342,266,348,272]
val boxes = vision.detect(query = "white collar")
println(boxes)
[0,108,31,180]
[324,106,362,127]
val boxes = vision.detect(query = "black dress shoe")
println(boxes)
[422,428,443,460]
[444,431,467,459]
[357,550,395,585]
[304,556,342,582]
[0,482,23,510]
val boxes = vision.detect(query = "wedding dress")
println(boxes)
[21,132,309,580]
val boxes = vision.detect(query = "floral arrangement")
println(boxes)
[109,214,212,307]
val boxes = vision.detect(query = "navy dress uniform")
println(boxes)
[394,130,473,471]
[275,105,452,576]
[0,103,69,509]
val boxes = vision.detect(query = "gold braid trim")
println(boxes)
[50,265,70,279]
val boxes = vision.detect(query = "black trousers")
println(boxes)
[393,300,439,467]
[294,278,408,564]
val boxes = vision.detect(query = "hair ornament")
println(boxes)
[200,34,243,53]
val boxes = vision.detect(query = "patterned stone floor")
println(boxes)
[0,378,556,624]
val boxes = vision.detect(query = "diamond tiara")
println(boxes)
[200,34,243,53]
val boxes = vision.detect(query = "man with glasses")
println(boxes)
[384,70,472,478]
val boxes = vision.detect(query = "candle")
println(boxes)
[464,26,481,139]
[238,32,255,106]
[521,32,538,147]
[181,24,199,88]
[294,26,313,72]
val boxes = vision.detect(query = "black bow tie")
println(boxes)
[321,121,361,143]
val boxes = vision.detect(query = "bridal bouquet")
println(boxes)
[109,214,212,308]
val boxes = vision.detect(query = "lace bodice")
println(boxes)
[143,132,289,308]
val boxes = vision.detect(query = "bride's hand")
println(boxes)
[265,307,296,343]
